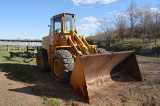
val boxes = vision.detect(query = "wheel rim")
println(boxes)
[36,54,42,67]
[53,59,61,77]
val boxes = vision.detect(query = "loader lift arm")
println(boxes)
[66,30,97,56]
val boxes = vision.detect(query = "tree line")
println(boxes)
[94,1,160,46]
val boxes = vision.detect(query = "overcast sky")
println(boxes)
[0,0,159,39]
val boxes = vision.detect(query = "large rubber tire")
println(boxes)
[97,48,107,54]
[51,50,74,84]
[36,48,50,72]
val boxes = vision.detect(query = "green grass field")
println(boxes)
[110,38,160,48]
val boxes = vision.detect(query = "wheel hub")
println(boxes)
[53,59,61,77]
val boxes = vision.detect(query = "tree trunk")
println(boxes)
[121,34,124,41]
[148,36,151,43]
[155,39,157,45]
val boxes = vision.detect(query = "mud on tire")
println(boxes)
[51,50,74,84]
[36,48,50,72]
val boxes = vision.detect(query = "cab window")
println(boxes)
[54,17,61,34]
[64,15,75,31]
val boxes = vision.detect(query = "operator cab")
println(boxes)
[49,13,76,36]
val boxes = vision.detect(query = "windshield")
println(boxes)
[64,15,75,31]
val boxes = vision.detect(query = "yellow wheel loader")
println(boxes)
[36,13,142,102]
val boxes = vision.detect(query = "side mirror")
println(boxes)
[48,25,51,27]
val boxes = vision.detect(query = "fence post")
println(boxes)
[7,45,9,51]
[27,46,29,52]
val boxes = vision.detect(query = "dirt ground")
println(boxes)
[88,58,160,106]
[0,58,160,106]
[0,69,45,106]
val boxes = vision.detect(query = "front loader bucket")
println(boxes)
[70,51,142,102]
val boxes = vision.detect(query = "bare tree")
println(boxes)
[137,7,155,42]
[152,9,160,44]
[114,15,127,40]
[97,18,114,48]
[126,1,138,38]
[134,25,143,38]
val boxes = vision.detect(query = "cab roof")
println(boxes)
[51,13,75,20]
